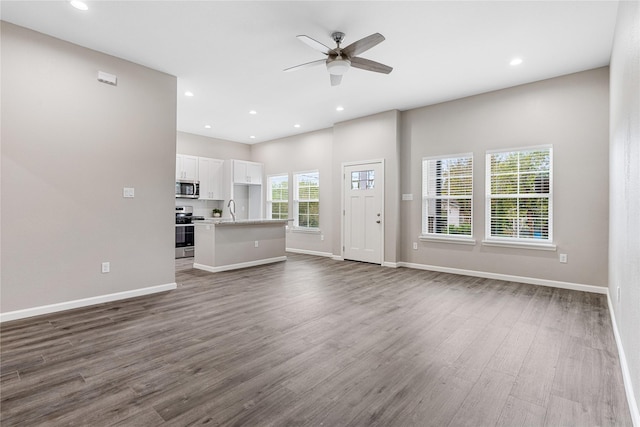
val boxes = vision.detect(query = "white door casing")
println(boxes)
[343,161,384,264]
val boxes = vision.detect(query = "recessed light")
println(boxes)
[336,106,344,112]
[294,124,301,128]
[204,125,211,129]
[510,58,523,66]
[249,135,256,139]
[70,0,88,11]
[249,110,257,115]
[184,91,194,97]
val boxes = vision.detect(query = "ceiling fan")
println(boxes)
[284,31,393,86]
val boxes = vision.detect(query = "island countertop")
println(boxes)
[193,219,290,272]
[193,218,292,226]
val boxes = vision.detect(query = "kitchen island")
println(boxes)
[193,219,291,272]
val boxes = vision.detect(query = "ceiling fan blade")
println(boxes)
[342,33,385,57]
[297,35,337,55]
[350,57,393,74]
[283,59,326,72]
[330,74,342,86]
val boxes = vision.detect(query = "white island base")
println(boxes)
[193,219,290,273]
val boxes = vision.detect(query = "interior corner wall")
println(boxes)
[0,22,177,314]
[609,0,640,419]
[250,128,334,255]
[332,110,401,263]
[400,68,610,287]
[177,131,251,161]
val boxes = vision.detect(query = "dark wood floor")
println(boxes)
[0,253,632,426]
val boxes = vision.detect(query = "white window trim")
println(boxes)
[293,170,320,232]
[420,235,477,245]
[266,173,289,220]
[421,153,474,241]
[484,145,554,248]
[481,239,557,251]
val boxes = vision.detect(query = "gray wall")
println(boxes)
[250,111,402,262]
[332,111,401,263]
[400,68,610,287]
[250,128,334,255]
[609,0,640,417]
[1,22,177,313]
[176,131,251,161]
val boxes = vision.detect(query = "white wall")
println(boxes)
[176,131,251,161]
[1,22,177,314]
[400,68,610,288]
[609,0,640,420]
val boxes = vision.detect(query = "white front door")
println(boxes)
[343,161,384,264]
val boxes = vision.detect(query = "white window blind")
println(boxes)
[267,174,288,220]
[486,146,552,242]
[422,154,473,237]
[294,171,319,229]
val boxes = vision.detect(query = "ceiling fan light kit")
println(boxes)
[326,58,351,75]
[285,31,392,86]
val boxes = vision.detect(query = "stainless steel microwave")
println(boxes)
[175,180,199,199]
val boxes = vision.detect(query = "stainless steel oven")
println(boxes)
[175,206,203,258]
[175,224,195,258]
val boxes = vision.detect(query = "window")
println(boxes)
[351,169,375,190]
[294,171,319,229]
[486,146,552,242]
[267,174,288,220]
[422,154,473,238]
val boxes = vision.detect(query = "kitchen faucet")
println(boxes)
[227,199,236,222]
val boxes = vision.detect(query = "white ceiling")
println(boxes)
[1,1,619,144]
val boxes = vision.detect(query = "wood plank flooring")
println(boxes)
[0,253,632,426]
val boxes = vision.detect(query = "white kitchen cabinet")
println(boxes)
[223,159,264,219]
[176,154,199,181]
[198,157,224,200]
[231,160,263,185]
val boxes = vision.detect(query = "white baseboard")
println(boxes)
[331,255,344,261]
[285,248,333,258]
[194,256,287,273]
[397,262,607,294]
[0,282,177,323]
[607,290,640,426]
[383,261,398,268]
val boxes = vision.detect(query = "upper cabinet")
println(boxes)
[199,157,224,200]
[176,154,198,181]
[231,160,263,185]
[223,159,264,220]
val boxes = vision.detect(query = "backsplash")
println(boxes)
[175,198,224,218]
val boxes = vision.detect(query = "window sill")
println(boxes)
[291,227,321,234]
[481,239,557,251]
[419,235,477,245]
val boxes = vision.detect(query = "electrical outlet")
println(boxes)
[254,240,259,248]
[320,235,324,241]
[559,253,568,263]
[413,242,418,250]
[617,287,621,303]
[101,262,110,273]
[123,187,135,198]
